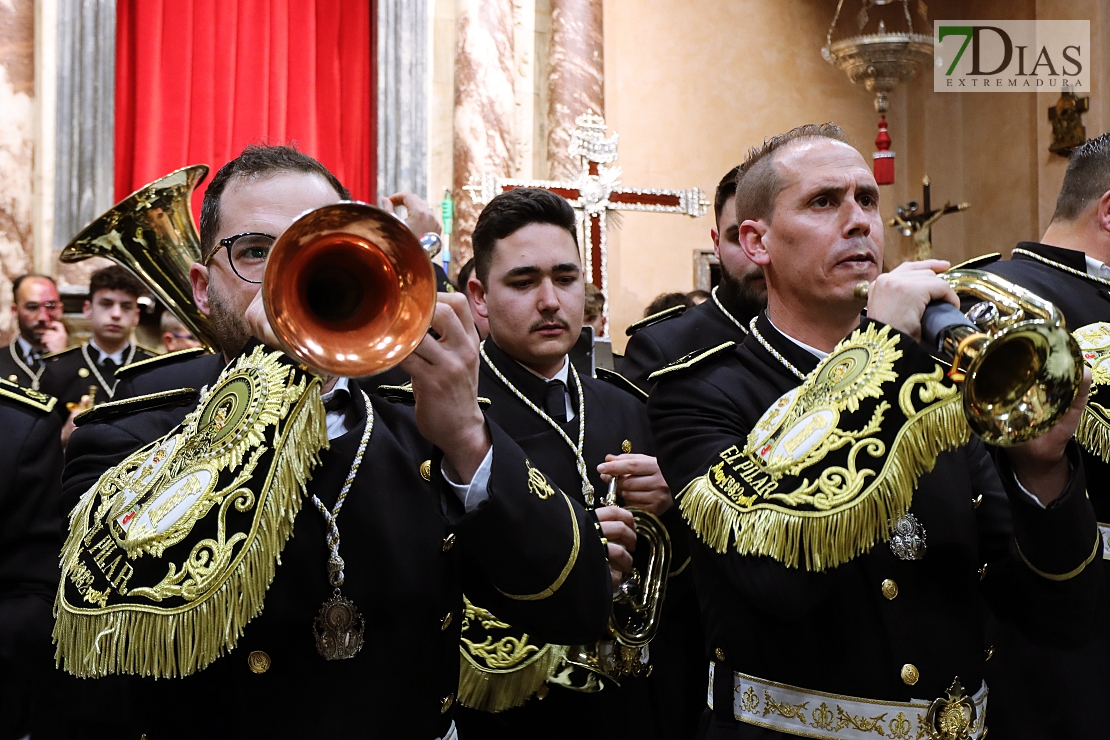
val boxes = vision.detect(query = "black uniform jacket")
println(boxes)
[622,287,753,392]
[0,385,62,739]
[60,348,612,740]
[0,339,46,389]
[456,339,663,739]
[978,241,1110,739]
[647,314,1101,738]
[41,342,154,417]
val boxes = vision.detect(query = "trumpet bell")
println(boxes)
[264,202,437,377]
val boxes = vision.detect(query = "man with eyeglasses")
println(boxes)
[0,274,68,390]
[56,144,620,740]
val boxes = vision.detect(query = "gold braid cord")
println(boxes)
[679,323,970,572]
[457,596,568,712]
[1073,323,1110,462]
[54,345,329,678]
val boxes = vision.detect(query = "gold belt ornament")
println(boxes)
[708,663,988,740]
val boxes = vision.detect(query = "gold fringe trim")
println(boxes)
[457,644,568,713]
[1075,405,1110,463]
[679,394,969,571]
[54,378,328,678]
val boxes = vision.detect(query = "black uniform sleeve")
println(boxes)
[445,420,613,645]
[621,330,667,393]
[978,442,1102,647]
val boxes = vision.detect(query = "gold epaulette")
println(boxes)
[648,341,736,381]
[624,304,687,337]
[41,345,81,361]
[596,367,648,402]
[74,388,198,427]
[377,382,492,408]
[116,347,209,378]
[952,253,1002,270]
[0,379,57,413]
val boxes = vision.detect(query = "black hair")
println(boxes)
[470,188,578,285]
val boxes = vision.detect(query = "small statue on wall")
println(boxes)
[1049,89,1090,156]
[888,175,969,260]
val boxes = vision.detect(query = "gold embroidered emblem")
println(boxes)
[763,691,808,724]
[924,678,977,740]
[741,685,760,713]
[812,702,835,729]
[526,460,556,500]
[1073,323,1110,462]
[889,711,913,739]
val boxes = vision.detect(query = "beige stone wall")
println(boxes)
[602,0,1109,350]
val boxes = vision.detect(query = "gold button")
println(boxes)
[978,563,988,580]
[441,612,453,631]
[442,533,456,552]
[972,494,983,509]
[881,579,899,600]
[714,647,726,662]
[248,650,271,674]
[901,664,919,686]
[420,460,432,482]
[7,374,16,382]
[621,439,632,453]
[441,693,455,713]
[78,367,90,378]
[984,646,994,661]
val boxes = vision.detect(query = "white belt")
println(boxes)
[435,721,458,740]
[707,663,987,740]
[1098,523,1110,560]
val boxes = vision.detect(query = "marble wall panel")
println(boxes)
[546,0,602,179]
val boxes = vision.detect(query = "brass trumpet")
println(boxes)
[922,269,1082,446]
[552,475,672,691]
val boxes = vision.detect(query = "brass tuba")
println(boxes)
[550,477,672,691]
[923,268,1082,446]
[61,165,220,352]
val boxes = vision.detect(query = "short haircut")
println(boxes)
[12,274,57,302]
[687,289,711,302]
[471,188,578,285]
[1052,133,1110,222]
[89,265,146,301]
[160,310,188,333]
[734,123,851,225]
[456,257,477,292]
[584,282,605,318]
[199,144,350,260]
[644,292,693,318]
[714,166,740,225]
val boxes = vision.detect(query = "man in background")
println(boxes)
[0,275,68,390]
[159,310,203,352]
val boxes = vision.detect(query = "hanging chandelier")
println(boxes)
[822,0,933,185]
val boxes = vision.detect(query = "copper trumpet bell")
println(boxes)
[263,202,437,378]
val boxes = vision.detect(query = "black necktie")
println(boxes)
[99,356,118,374]
[544,380,567,422]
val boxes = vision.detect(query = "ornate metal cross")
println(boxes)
[465,112,709,333]
[888,174,969,260]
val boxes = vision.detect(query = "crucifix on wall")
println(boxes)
[465,111,709,335]
[888,175,969,260]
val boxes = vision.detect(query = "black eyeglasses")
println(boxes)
[207,232,276,283]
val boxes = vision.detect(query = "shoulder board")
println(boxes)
[116,347,209,378]
[136,344,162,356]
[377,382,491,408]
[624,305,687,337]
[595,367,648,402]
[42,345,81,361]
[74,388,198,427]
[951,253,1002,270]
[0,379,57,413]
[648,341,736,381]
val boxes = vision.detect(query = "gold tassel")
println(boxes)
[457,644,568,713]
[679,394,968,572]
[1075,405,1110,463]
[54,377,328,679]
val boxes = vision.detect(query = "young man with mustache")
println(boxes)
[56,146,620,740]
[0,274,68,389]
[622,166,768,393]
[459,187,671,739]
[648,124,1100,740]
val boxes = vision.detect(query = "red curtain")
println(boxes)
[115,0,376,223]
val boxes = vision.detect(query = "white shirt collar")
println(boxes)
[15,336,35,359]
[517,355,571,385]
[1085,255,1110,281]
[765,314,829,360]
[320,375,351,400]
[88,339,129,365]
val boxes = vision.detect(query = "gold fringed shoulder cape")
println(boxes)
[55,345,329,678]
[679,323,971,572]
[1073,322,1110,462]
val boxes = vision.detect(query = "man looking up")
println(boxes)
[622,166,766,392]
[648,124,1100,740]
[57,145,620,740]
[0,274,68,389]
[459,188,670,739]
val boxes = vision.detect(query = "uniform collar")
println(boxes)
[1013,241,1091,272]
[482,338,575,411]
[15,335,37,361]
[712,283,758,331]
[88,338,130,366]
[747,312,824,380]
